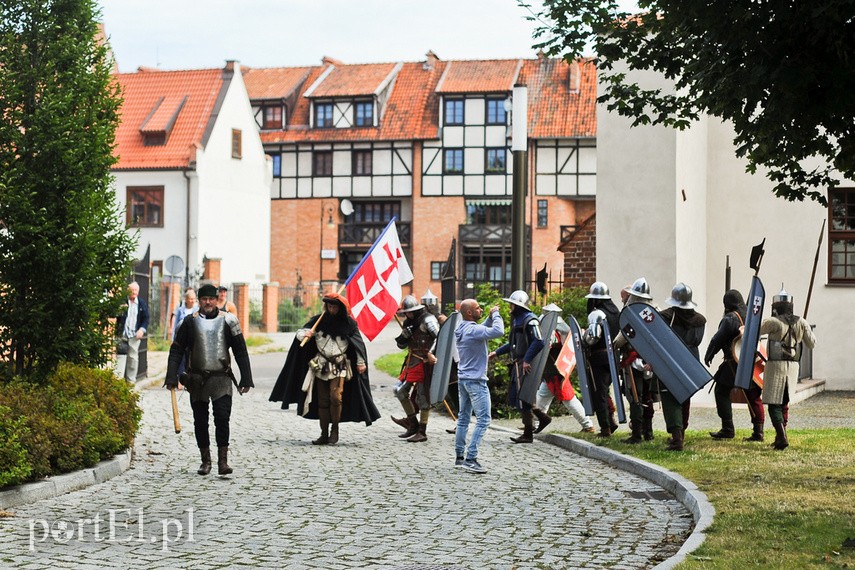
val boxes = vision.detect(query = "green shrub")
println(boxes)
[278,297,321,332]
[0,404,31,487]
[0,363,141,488]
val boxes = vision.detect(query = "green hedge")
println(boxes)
[0,363,142,488]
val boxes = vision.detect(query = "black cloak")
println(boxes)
[269,312,381,426]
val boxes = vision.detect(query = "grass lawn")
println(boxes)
[374,350,406,377]
[569,428,855,569]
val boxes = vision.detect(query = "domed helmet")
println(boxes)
[623,277,652,300]
[665,282,697,309]
[585,281,611,299]
[772,286,793,304]
[397,295,424,315]
[502,290,530,310]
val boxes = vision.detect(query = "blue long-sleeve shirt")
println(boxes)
[455,311,505,381]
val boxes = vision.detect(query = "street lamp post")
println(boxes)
[511,83,528,292]
[319,202,335,296]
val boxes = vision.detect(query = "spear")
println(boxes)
[803,220,826,319]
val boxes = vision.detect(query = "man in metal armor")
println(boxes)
[658,282,706,451]
[704,289,765,441]
[165,284,253,476]
[582,282,621,438]
[492,290,550,444]
[615,278,657,442]
[760,287,816,450]
[270,293,380,445]
[391,295,440,443]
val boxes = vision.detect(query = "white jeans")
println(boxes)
[536,381,593,429]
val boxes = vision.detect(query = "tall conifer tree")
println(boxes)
[0,0,136,378]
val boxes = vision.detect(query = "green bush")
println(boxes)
[278,297,321,332]
[0,404,31,487]
[0,363,141,488]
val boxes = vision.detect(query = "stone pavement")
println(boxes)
[0,327,695,569]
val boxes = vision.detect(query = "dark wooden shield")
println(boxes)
[429,311,461,405]
[734,276,765,390]
[569,315,595,416]
[618,303,712,405]
[519,308,560,406]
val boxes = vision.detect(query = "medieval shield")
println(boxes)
[602,320,626,423]
[618,303,713,404]
[734,276,765,390]
[519,306,561,406]
[429,311,461,405]
[568,315,595,416]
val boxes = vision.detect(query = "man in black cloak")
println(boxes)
[269,293,380,444]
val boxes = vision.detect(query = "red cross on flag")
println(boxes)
[555,333,577,381]
[345,219,413,341]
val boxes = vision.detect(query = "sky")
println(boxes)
[98,0,636,73]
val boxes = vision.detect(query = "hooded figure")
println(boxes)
[270,293,380,444]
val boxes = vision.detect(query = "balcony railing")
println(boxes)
[339,222,411,247]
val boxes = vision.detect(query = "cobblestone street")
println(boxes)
[0,332,693,569]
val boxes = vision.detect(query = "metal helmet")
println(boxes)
[623,277,652,300]
[397,295,424,314]
[585,281,611,299]
[772,286,793,305]
[420,288,438,306]
[665,282,697,309]
[502,290,530,310]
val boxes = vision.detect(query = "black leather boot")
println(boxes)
[398,415,419,438]
[217,446,233,475]
[743,423,764,442]
[642,417,654,441]
[406,422,428,443]
[532,407,552,434]
[623,422,643,444]
[197,447,211,475]
[511,411,534,443]
[666,428,684,451]
[709,419,735,439]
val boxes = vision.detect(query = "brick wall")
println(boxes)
[270,198,340,290]
[530,196,578,286]
[412,195,465,296]
[560,212,597,287]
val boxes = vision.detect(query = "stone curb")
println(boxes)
[0,449,133,511]
[494,425,714,570]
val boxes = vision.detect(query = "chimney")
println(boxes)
[424,50,440,71]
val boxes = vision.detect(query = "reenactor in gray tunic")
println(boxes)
[165,284,253,475]
[760,287,816,450]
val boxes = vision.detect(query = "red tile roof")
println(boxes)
[248,57,595,144]
[435,59,522,94]
[114,68,226,169]
[521,57,597,139]
[305,63,400,98]
[243,66,313,101]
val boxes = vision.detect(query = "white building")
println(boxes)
[112,61,271,286]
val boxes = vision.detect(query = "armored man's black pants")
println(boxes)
[191,395,232,449]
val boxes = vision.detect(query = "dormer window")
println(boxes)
[354,101,373,127]
[261,104,283,129]
[139,95,187,146]
[315,102,334,128]
[444,99,464,126]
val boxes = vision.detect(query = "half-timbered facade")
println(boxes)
[244,52,598,298]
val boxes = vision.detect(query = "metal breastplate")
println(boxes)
[189,315,230,372]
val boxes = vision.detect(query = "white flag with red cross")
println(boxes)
[345,218,413,341]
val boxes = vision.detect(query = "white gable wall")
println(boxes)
[598,62,854,389]
[113,170,192,272]
[194,66,272,287]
